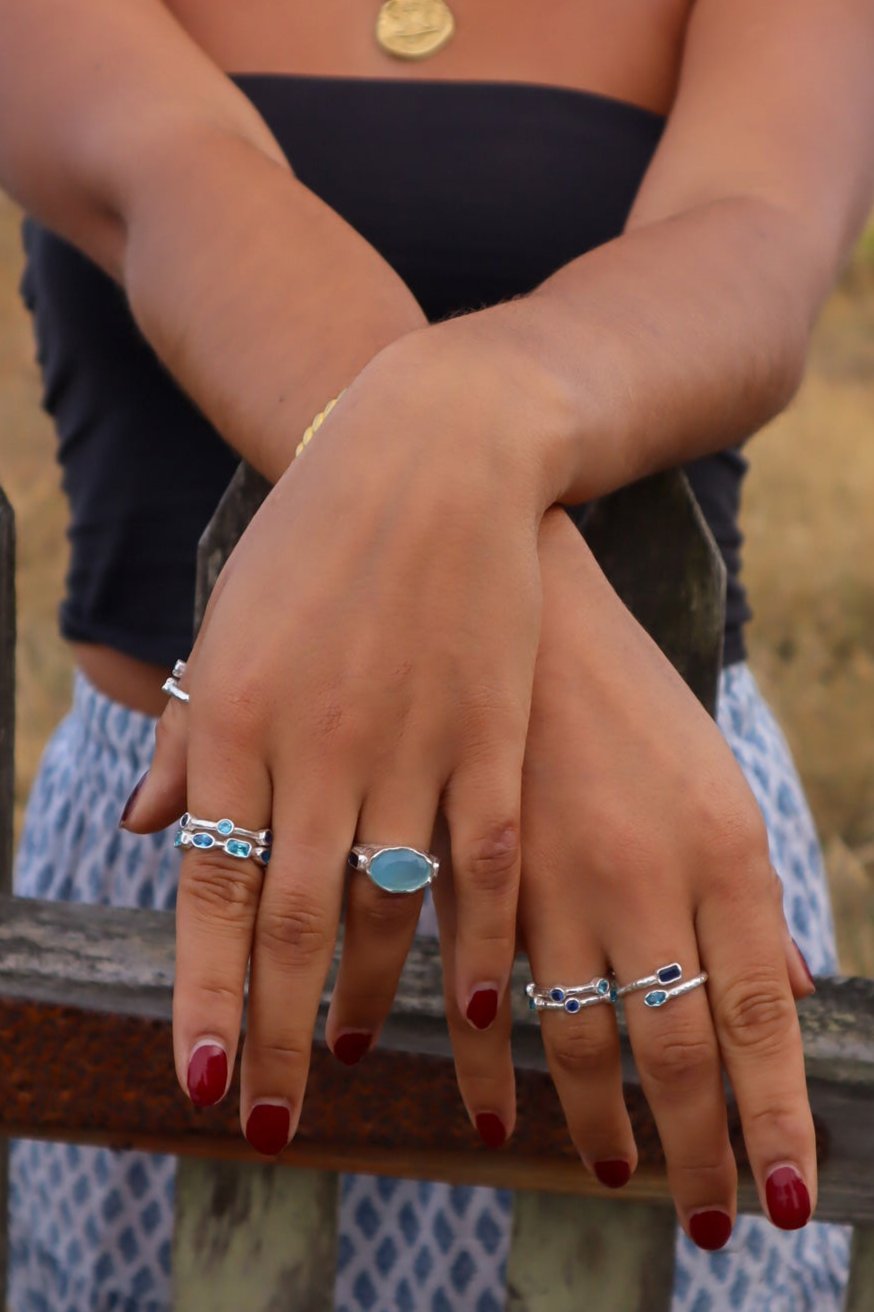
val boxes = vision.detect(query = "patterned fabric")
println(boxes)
[7,665,851,1312]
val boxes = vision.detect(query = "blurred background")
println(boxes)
[2,191,873,974]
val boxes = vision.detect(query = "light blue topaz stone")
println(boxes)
[352,845,437,894]
[226,838,253,859]
[644,990,668,1008]
[216,818,234,837]
[192,832,215,850]
[596,978,611,996]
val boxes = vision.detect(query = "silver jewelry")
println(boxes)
[349,843,439,894]
[526,977,613,1014]
[180,812,273,848]
[174,827,271,868]
[162,659,190,704]
[614,961,709,1009]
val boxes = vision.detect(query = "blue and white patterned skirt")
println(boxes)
[7,665,852,1312]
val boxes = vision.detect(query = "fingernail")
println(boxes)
[792,938,816,991]
[186,1041,228,1108]
[245,1102,292,1157]
[466,987,499,1031]
[766,1164,811,1230]
[333,1032,372,1067]
[593,1159,632,1190]
[119,771,149,828]
[475,1112,507,1149]
[689,1209,733,1251]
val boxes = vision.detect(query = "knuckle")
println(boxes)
[257,890,331,964]
[248,1035,311,1071]
[640,1030,716,1091]
[461,819,521,894]
[353,888,419,937]
[183,857,262,923]
[716,974,797,1055]
[548,1022,616,1080]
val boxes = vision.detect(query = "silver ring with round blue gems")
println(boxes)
[525,977,613,1014]
[174,827,271,867]
[348,844,439,894]
[615,962,709,1009]
[162,659,190,704]
[180,812,273,848]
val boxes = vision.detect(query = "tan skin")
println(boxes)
[1,0,873,1250]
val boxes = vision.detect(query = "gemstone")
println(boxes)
[644,990,668,1008]
[366,847,432,894]
[260,849,271,866]
[181,813,191,828]
[263,830,274,847]
[226,838,253,859]
[174,832,183,848]
[192,832,215,849]
[657,963,683,985]
[564,998,582,1014]
[609,983,618,1004]
[348,851,362,869]
[549,987,565,1003]
[216,819,234,836]
[597,978,610,996]
[528,996,537,1012]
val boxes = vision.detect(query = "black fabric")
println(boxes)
[21,73,749,667]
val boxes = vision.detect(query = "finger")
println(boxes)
[614,925,737,1251]
[443,744,523,1032]
[325,771,439,1065]
[431,839,516,1148]
[172,720,272,1113]
[699,861,817,1232]
[120,662,192,833]
[519,874,634,1187]
[240,782,354,1156]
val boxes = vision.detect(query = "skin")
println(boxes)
[1,0,873,1247]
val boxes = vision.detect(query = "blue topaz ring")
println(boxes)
[349,844,439,895]
[615,962,708,1009]
[175,813,273,868]
[179,812,273,847]
[526,977,613,1014]
[162,659,190,704]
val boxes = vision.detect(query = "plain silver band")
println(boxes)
[175,829,270,868]
[180,813,273,847]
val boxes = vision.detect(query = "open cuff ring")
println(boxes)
[526,977,613,1014]
[614,962,708,1009]
[349,844,439,894]
[162,658,190,704]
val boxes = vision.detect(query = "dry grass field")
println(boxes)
[2,191,873,973]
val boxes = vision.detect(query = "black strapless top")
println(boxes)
[21,74,749,666]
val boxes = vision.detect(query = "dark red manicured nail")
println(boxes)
[466,988,499,1030]
[333,1032,372,1067]
[792,939,816,991]
[475,1113,507,1149]
[593,1159,632,1190]
[119,771,149,827]
[766,1165,811,1230]
[245,1103,291,1157]
[689,1209,733,1251]
[186,1042,227,1108]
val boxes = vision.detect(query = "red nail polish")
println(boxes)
[766,1165,811,1229]
[792,939,816,991]
[186,1043,227,1108]
[466,988,499,1030]
[119,771,149,827]
[475,1112,507,1149]
[245,1103,291,1157]
[593,1159,632,1190]
[689,1210,733,1251]
[333,1032,372,1066]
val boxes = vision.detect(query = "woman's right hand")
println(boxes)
[436,507,816,1247]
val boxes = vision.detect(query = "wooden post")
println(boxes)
[0,487,16,1304]
[506,1192,675,1312]
[173,1156,338,1311]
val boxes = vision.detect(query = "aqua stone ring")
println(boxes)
[348,844,439,895]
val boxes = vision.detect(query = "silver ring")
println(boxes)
[174,828,271,867]
[162,659,190,704]
[526,977,613,1014]
[615,962,708,1009]
[349,844,439,894]
[180,812,272,847]
[614,961,685,998]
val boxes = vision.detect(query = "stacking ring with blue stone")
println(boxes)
[348,844,439,894]
[526,976,613,1014]
[161,659,190,704]
[175,813,273,867]
[614,961,708,1009]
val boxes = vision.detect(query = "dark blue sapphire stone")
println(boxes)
[657,963,683,985]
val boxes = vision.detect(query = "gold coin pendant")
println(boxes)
[376,0,455,61]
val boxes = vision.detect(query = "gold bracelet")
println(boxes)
[294,390,345,461]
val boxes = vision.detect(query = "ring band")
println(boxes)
[162,659,190,704]
[526,977,613,1014]
[180,812,273,848]
[614,961,685,999]
[614,961,709,1009]
[349,844,439,894]
[174,828,271,867]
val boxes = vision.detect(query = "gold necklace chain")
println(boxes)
[376,0,456,60]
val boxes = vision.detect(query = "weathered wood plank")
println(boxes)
[173,1158,338,1312]
[846,1223,874,1312]
[506,1192,675,1312]
[1,898,872,1222]
[0,486,15,1304]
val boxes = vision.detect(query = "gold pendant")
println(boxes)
[376,0,455,61]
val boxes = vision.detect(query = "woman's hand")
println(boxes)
[435,507,816,1243]
[123,323,568,1151]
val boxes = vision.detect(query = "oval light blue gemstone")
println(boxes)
[192,832,215,849]
[367,848,432,894]
[226,838,252,859]
[216,818,234,836]
[564,998,581,1014]
[644,989,668,1008]
[597,978,610,996]
[657,963,682,985]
